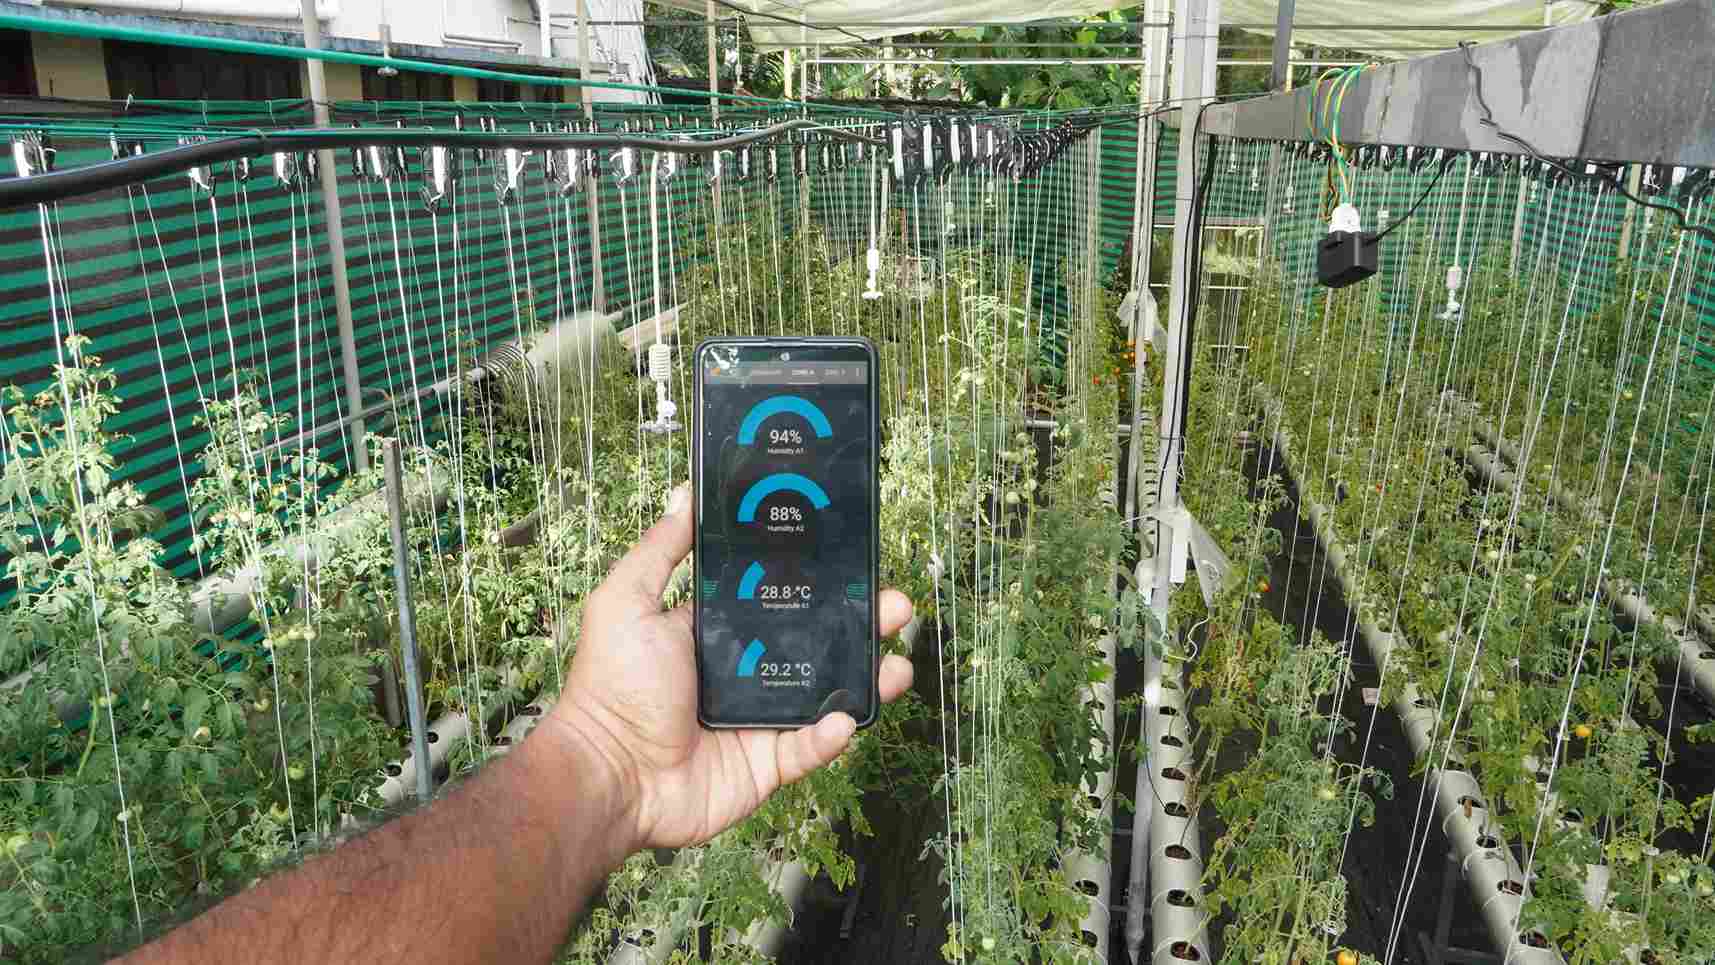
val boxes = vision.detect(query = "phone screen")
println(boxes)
[693,338,878,729]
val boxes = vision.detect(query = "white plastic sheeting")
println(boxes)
[657,0,1598,59]
[655,0,1136,50]
[1222,0,1597,57]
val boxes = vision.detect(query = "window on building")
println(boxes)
[104,40,302,100]
[361,66,454,102]
[0,30,35,97]
[476,76,560,103]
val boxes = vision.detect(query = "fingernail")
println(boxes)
[666,483,691,516]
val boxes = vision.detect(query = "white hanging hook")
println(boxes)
[1437,264,1465,321]
[863,165,885,301]
[642,168,680,435]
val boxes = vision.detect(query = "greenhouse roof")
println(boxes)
[661,0,1598,58]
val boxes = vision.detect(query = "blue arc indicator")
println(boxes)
[737,395,834,445]
[736,473,830,523]
[737,639,766,677]
[737,561,766,600]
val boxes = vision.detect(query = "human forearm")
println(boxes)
[119,710,639,965]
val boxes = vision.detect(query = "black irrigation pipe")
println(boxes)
[0,119,886,208]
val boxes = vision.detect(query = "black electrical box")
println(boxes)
[1317,231,1379,289]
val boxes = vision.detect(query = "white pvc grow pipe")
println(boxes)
[1065,633,1117,957]
[1136,558,1210,965]
[1265,410,1563,965]
[376,708,471,808]
[1442,391,1715,707]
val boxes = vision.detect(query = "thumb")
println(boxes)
[606,483,693,605]
[774,713,857,788]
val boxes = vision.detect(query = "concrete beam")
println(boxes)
[1197,0,1715,167]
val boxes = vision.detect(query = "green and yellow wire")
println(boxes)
[1306,63,1375,217]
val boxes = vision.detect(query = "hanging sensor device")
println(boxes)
[1317,202,1378,289]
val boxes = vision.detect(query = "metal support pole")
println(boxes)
[540,0,552,57]
[1143,2,1219,963]
[383,439,433,803]
[576,0,606,314]
[1270,0,1296,90]
[707,0,723,228]
[706,0,719,121]
[1121,2,1170,953]
[300,0,368,472]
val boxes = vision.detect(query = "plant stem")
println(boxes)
[75,700,100,779]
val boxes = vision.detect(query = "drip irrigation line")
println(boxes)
[0,119,884,208]
[1370,156,1454,242]
[1164,103,1222,484]
[1458,42,1714,247]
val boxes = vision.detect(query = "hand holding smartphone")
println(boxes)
[692,337,880,729]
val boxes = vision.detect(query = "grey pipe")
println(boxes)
[384,441,434,804]
[301,0,369,473]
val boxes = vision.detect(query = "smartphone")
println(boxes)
[692,337,879,730]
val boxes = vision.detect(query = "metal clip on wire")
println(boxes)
[364,143,392,182]
[557,137,582,197]
[273,151,298,191]
[422,145,451,211]
[497,146,527,202]
[10,132,53,180]
[612,143,639,186]
[642,342,681,434]
[180,137,213,194]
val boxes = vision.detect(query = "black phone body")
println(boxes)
[692,337,880,730]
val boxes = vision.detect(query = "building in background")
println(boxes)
[0,0,653,104]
